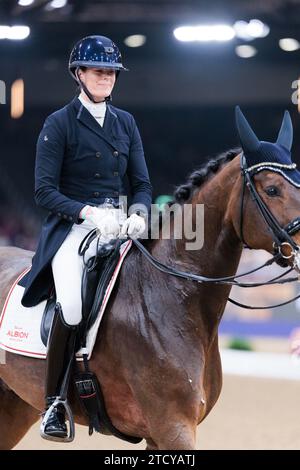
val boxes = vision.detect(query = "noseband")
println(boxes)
[239,153,300,265]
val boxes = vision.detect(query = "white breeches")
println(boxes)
[51,207,126,326]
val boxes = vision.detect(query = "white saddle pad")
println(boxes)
[0,240,132,360]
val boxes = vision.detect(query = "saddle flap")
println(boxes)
[80,240,123,343]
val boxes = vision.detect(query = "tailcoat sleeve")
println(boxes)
[127,116,152,215]
[34,113,86,223]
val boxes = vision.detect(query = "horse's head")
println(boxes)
[233,106,300,271]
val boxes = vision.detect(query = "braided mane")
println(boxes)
[174,148,240,203]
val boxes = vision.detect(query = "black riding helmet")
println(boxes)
[69,35,128,103]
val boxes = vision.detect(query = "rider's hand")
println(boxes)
[79,205,103,226]
[120,213,146,239]
[97,213,120,240]
[79,205,120,239]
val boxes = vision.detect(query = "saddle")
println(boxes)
[40,235,121,347]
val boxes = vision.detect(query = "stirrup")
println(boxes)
[40,397,75,443]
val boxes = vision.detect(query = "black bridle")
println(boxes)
[240,153,300,255]
[131,154,300,310]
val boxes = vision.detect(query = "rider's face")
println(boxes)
[79,67,116,101]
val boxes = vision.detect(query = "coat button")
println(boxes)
[96,152,101,158]
[113,150,119,157]
[63,214,68,219]
[68,216,73,221]
[94,173,101,178]
[57,212,61,217]
[113,171,119,177]
[93,191,100,197]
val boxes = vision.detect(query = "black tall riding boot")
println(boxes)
[41,302,77,440]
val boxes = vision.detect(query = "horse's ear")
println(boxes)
[276,110,293,151]
[235,105,260,153]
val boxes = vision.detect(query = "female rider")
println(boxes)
[19,35,152,440]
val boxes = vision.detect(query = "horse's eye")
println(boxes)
[265,186,280,197]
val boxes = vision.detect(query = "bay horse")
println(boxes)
[1,108,300,450]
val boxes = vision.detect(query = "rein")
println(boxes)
[132,238,300,309]
[131,154,300,310]
[132,238,298,287]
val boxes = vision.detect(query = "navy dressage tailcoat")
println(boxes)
[19,97,152,307]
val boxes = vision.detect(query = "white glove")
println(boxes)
[97,213,120,240]
[120,213,146,239]
[80,205,120,239]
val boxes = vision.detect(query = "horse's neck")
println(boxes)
[162,158,243,277]
[149,158,243,331]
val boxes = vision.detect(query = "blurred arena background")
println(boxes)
[1,0,300,449]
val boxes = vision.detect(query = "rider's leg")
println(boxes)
[51,228,84,325]
[43,304,77,438]
[42,221,95,439]
[41,214,121,440]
